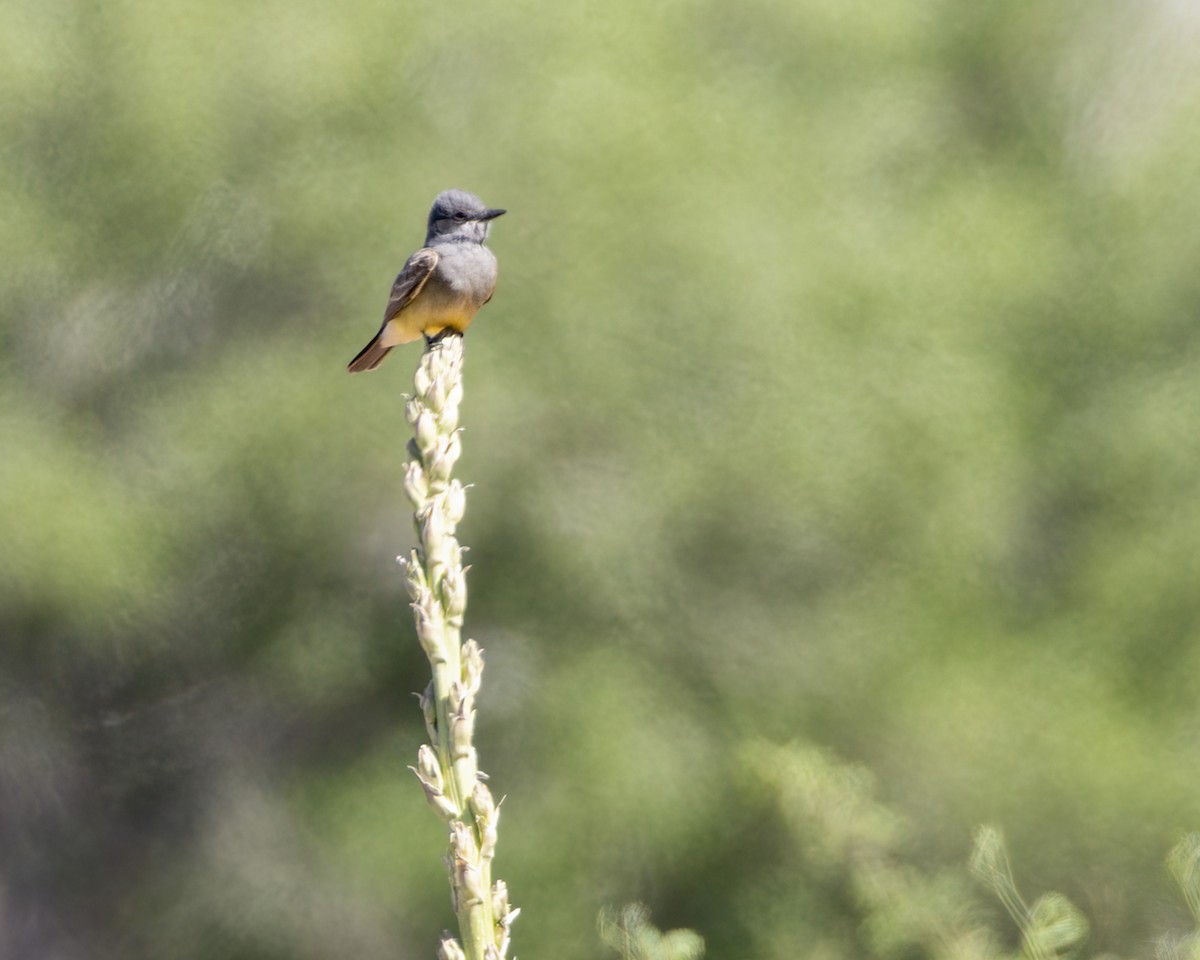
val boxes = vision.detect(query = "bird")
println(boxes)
[347,189,506,373]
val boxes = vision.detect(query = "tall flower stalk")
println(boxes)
[398,335,517,960]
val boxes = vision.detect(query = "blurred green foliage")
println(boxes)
[599,904,705,960]
[3,0,1200,957]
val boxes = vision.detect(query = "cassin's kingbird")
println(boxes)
[347,189,505,373]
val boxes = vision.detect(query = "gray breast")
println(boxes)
[432,242,498,304]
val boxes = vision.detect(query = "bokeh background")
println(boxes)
[4,1,1200,957]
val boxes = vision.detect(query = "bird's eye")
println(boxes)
[453,212,468,221]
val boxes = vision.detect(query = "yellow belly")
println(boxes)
[381,292,480,346]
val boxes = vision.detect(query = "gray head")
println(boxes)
[426,189,506,244]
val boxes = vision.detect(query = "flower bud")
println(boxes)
[448,823,486,905]
[450,702,476,755]
[461,640,484,694]
[491,881,510,922]
[455,859,486,906]
[437,935,466,960]
[416,744,442,787]
[428,433,461,484]
[437,407,460,436]
[403,461,429,508]
[446,540,466,575]
[473,783,500,860]
[447,678,466,714]
[414,409,439,457]
[402,550,427,600]
[471,781,496,821]
[409,748,458,820]
[449,819,478,859]
[428,373,448,412]
[411,592,444,660]
[441,565,468,623]
[443,480,467,526]
[420,505,447,568]
[413,364,432,398]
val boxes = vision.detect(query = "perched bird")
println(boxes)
[348,189,505,372]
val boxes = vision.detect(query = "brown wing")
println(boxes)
[347,248,441,373]
[384,248,439,321]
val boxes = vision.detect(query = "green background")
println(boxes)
[3,1,1199,957]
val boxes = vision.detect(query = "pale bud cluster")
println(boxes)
[400,337,516,960]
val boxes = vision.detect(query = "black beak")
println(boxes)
[477,208,506,221]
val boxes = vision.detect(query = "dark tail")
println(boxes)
[347,334,393,373]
